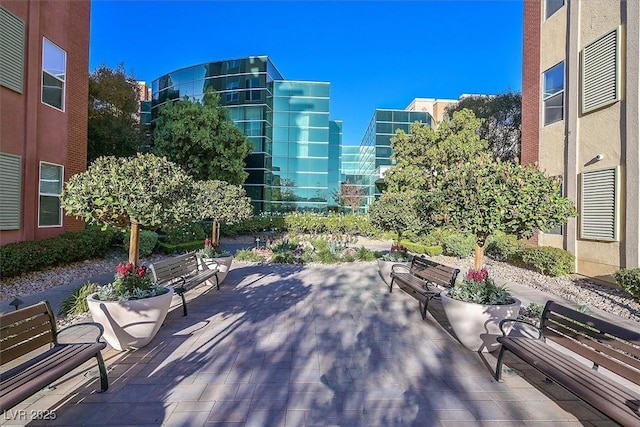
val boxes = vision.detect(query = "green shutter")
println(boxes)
[580,167,618,241]
[582,28,619,113]
[0,153,22,230]
[0,6,25,93]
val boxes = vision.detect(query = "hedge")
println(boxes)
[614,268,640,299]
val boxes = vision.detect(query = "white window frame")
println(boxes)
[41,38,66,111]
[38,161,64,228]
[544,0,565,20]
[543,61,565,126]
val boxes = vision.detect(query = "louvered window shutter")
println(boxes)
[0,153,22,230]
[582,28,619,113]
[0,7,25,93]
[580,167,618,241]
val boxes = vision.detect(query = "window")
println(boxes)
[0,153,22,230]
[545,0,564,19]
[245,77,261,101]
[582,28,620,113]
[39,162,63,227]
[42,38,66,110]
[580,167,618,241]
[0,7,25,93]
[543,62,564,125]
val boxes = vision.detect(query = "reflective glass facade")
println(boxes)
[355,109,433,209]
[151,56,341,212]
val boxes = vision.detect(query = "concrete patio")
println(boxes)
[1,261,627,426]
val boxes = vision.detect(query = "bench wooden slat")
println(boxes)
[149,252,220,316]
[389,256,460,320]
[495,300,640,426]
[0,302,108,412]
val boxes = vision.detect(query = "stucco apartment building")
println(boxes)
[522,0,639,280]
[0,0,91,245]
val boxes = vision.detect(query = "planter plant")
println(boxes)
[197,238,233,284]
[441,268,521,352]
[86,262,173,351]
[377,245,412,286]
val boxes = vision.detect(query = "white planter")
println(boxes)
[440,292,521,353]
[201,255,233,284]
[376,258,410,286]
[87,287,174,351]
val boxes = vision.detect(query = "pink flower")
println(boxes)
[466,268,489,283]
[117,262,134,277]
[136,265,147,277]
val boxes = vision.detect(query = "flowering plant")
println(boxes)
[448,268,514,305]
[199,238,231,259]
[96,262,167,301]
[381,243,411,261]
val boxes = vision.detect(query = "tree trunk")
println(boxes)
[474,241,484,270]
[129,221,140,266]
[396,232,402,247]
[211,220,219,246]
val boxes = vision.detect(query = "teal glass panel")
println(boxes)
[272,156,288,172]
[244,106,263,120]
[308,129,329,142]
[376,122,393,133]
[409,111,426,122]
[273,97,290,110]
[308,144,328,157]
[392,111,408,122]
[308,158,328,172]
[273,114,288,126]
[375,135,391,146]
[376,146,392,158]
[39,195,61,226]
[272,143,288,157]
[377,110,392,121]
[273,127,288,141]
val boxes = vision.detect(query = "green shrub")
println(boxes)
[123,230,158,257]
[271,250,297,264]
[59,282,100,316]
[156,240,204,255]
[520,246,574,276]
[234,249,265,263]
[314,249,340,264]
[441,233,476,258]
[0,229,115,279]
[614,268,640,299]
[485,232,525,262]
[284,212,375,236]
[161,222,205,244]
[424,245,443,256]
[353,246,378,262]
[222,215,286,236]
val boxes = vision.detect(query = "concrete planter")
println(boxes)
[440,292,521,353]
[201,255,233,284]
[87,287,174,351]
[376,258,410,286]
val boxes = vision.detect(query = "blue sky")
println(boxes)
[90,0,523,145]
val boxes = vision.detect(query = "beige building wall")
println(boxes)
[534,0,640,282]
[405,97,459,124]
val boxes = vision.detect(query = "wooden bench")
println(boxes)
[495,300,640,426]
[149,252,219,316]
[390,256,460,320]
[0,301,108,412]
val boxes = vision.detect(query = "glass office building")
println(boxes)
[355,109,433,209]
[151,56,341,212]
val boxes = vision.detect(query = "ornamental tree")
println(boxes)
[369,190,422,246]
[194,180,253,245]
[153,91,252,184]
[385,109,491,193]
[61,153,195,265]
[420,157,576,269]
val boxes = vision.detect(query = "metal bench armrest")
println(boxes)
[56,321,105,344]
[391,263,411,274]
[498,318,542,339]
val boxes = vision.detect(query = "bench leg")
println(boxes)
[179,292,188,316]
[214,273,220,291]
[95,352,109,392]
[495,346,506,382]
[419,298,430,320]
[389,277,394,293]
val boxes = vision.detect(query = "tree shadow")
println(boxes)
[21,262,609,426]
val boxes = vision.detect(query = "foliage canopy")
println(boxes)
[88,64,145,165]
[445,92,522,162]
[153,91,252,184]
[369,190,422,245]
[194,180,253,223]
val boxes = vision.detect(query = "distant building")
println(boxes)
[0,0,91,245]
[150,56,342,213]
[521,0,639,279]
[350,107,434,210]
[405,97,458,124]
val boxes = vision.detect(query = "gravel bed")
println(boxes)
[431,254,640,323]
